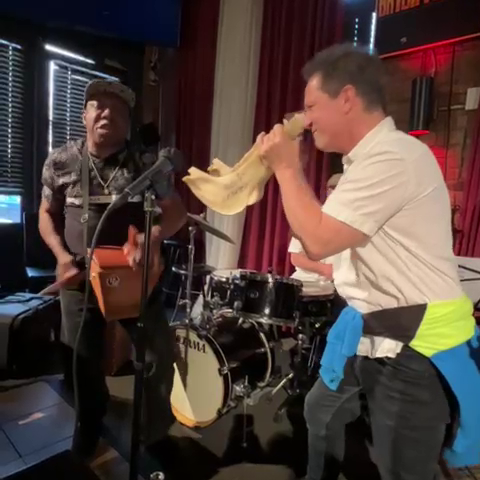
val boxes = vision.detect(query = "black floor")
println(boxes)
[0,381,75,477]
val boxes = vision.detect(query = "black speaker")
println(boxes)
[409,76,434,136]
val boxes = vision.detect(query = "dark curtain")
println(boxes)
[456,108,480,257]
[238,0,344,276]
[174,0,221,216]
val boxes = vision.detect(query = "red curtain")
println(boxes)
[456,108,480,257]
[238,0,343,276]
[174,0,221,216]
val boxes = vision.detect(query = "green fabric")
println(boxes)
[410,295,475,357]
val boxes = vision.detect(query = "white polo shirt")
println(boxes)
[322,116,464,358]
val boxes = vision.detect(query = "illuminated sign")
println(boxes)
[375,0,480,57]
[376,0,445,19]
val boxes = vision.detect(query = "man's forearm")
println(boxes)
[290,252,333,279]
[38,211,69,260]
[276,167,324,258]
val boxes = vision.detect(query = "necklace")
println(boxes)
[88,153,122,195]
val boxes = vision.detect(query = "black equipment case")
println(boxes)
[0,293,61,378]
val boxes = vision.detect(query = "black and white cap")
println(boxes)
[84,79,136,109]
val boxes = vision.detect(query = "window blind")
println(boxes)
[49,59,116,151]
[0,38,25,194]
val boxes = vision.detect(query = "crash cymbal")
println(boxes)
[187,213,235,244]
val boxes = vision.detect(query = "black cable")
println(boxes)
[72,201,116,435]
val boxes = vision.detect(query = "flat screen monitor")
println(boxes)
[0,194,22,224]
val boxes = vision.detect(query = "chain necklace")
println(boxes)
[88,153,123,195]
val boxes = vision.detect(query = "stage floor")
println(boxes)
[0,380,129,480]
[1,300,479,480]
[1,375,480,480]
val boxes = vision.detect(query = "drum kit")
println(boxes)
[169,214,336,430]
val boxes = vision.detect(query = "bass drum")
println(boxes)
[170,316,274,428]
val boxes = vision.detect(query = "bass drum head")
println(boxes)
[170,326,227,428]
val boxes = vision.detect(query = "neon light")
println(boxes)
[369,12,377,53]
[409,130,430,136]
[380,33,480,59]
[45,44,95,64]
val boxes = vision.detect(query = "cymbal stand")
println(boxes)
[178,224,196,386]
[184,224,196,323]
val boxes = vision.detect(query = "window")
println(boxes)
[0,38,25,195]
[46,44,117,151]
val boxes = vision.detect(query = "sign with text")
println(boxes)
[375,0,480,57]
[377,0,444,19]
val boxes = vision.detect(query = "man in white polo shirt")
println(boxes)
[256,44,474,480]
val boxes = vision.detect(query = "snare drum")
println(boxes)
[170,316,274,428]
[230,271,302,325]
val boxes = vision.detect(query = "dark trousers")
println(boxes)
[304,346,451,480]
[60,284,176,444]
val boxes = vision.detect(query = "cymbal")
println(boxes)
[187,213,235,244]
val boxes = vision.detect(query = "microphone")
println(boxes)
[111,147,184,209]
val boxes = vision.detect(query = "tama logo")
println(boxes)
[175,334,206,354]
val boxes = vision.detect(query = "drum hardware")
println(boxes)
[233,300,243,315]
[307,335,323,377]
[244,384,276,406]
[180,224,197,326]
[219,360,241,375]
[179,214,236,325]
[186,213,235,245]
[175,214,236,385]
[209,292,224,311]
[267,373,294,403]
[266,314,332,425]
[217,401,238,418]
[233,377,253,398]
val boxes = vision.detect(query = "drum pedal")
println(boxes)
[266,373,293,403]
[233,380,253,398]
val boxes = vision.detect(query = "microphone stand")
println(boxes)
[129,187,159,480]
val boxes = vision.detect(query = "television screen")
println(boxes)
[0,195,22,224]
[0,0,182,48]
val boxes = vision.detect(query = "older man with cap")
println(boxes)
[39,79,187,460]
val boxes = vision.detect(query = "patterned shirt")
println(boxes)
[41,138,165,257]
